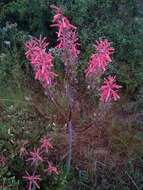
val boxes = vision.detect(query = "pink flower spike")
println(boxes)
[100,76,122,103]
[51,6,79,64]
[95,39,114,58]
[25,37,56,88]
[27,148,43,166]
[40,136,53,152]
[46,162,59,175]
[23,171,41,190]
[85,39,114,77]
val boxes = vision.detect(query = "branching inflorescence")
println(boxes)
[51,5,80,65]
[22,136,58,190]
[100,76,122,103]
[25,37,57,88]
[85,39,114,77]
[85,39,121,102]
[24,5,122,187]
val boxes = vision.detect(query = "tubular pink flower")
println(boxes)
[51,5,76,37]
[51,6,79,64]
[26,148,43,166]
[25,37,49,61]
[40,136,53,152]
[95,39,114,58]
[100,76,122,103]
[25,37,56,88]
[85,39,114,77]
[23,171,41,190]
[46,162,59,175]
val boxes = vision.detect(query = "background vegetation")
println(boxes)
[0,0,143,189]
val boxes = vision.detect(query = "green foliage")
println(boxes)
[40,166,68,190]
[0,176,20,190]
[0,0,54,37]
[0,23,28,87]
[67,156,143,190]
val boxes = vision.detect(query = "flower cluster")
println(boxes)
[85,39,114,77]
[27,148,43,166]
[25,37,56,88]
[100,76,122,103]
[46,161,59,175]
[23,172,41,190]
[40,136,53,152]
[51,5,79,65]
[85,39,121,103]
[22,136,58,190]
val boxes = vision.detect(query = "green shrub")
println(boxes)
[0,23,28,87]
